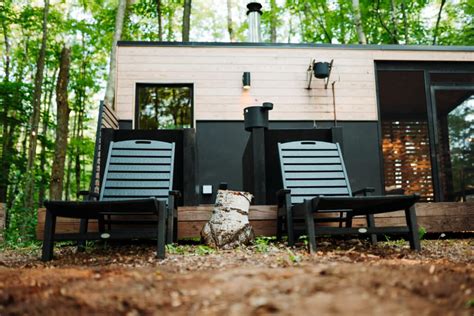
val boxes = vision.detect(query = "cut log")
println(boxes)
[201,190,254,249]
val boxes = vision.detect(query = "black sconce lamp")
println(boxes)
[243,72,251,89]
[307,59,334,89]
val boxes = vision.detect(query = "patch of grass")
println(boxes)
[383,235,406,247]
[195,245,215,255]
[287,249,301,263]
[254,236,275,253]
[298,235,308,246]
[165,243,189,255]
[166,244,216,255]
[465,299,474,308]
[0,240,41,252]
[418,226,427,240]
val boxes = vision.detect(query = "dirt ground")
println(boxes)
[0,238,472,316]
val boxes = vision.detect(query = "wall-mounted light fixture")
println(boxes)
[242,72,251,89]
[306,59,334,89]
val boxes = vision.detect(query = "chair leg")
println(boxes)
[366,214,378,245]
[173,212,178,243]
[285,194,295,247]
[98,215,105,233]
[303,200,317,254]
[276,213,283,241]
[346,213,353,228]
[157,200,166,259]
[338,211,344,227]
[41,210,56,262]
[167,195,175,244]
[405,206,421,251]
[77,218,88,252]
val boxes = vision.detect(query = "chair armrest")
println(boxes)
[169,190,181,198]
[352,187,375,196]
[276,189,291,205]
[78,191,99,200]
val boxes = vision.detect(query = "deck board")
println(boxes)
[36,202,474,240]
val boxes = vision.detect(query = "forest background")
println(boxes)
[0,0,472,245]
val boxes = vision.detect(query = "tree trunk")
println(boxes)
[104,0,127,110]
[226,0,235,42]
[201,190,254,249]
[390,0,399,42]
[38,67,58,206]
[352,0,367,44]
[23,0,49,209]
[269,0,277,43]
[1,10,11,82]
[182,0,191,42]
[74,109,84,198]
[167,7,174,41]
[64,113,77,200]
[432,0,446,45]
[156,0,162,41]
[401,0,409,44]
[50,47,71,201]
[0,11,11,203]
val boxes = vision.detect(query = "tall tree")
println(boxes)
[156,0,163,41]
[376,0,398,44]
[226,0,235,42]
[50,47,71,200]
[104,0,128,110]
[432,0,447,45]
[0,0,13,202]
[269,0,278,43]
[38,67,57,206]
[400,0,409,44]
[182,0,191,42]
[352,0,367,44]
[23,0,49,209]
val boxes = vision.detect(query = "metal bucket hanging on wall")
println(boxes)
[313,62,331,79]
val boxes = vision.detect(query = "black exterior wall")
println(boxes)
[196,121,382,203]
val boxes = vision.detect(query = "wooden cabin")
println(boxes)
[37,28,474,238]
[112,42,474,203]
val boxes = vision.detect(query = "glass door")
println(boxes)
[429,84,474,201]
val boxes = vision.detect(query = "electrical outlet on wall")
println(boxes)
[202,185,213,195]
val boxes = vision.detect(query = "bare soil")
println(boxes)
[0,238,472,316]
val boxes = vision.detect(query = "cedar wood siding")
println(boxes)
[114,44,474,125]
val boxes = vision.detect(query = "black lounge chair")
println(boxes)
[42,139,179,261]
[276,140,421,253]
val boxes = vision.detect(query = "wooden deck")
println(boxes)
[35,202,474,240]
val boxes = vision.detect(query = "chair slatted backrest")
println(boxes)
[100,140,175,202]
[278,140,352,204]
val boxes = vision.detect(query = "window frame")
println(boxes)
[134,83,194,129]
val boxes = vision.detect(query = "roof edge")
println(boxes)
[117,41,474,52]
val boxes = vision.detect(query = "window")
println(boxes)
[136,83,193,129]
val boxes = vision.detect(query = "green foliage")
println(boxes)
[298,235,308,246]
[165,244,215,255]
[466,299,474,308]
[254,236,276,253]
[4,175,38,246]
[418,226,427,240]
[165,243,189,254]
[287,249,301,263]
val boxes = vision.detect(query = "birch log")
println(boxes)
[201,190,254,249]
